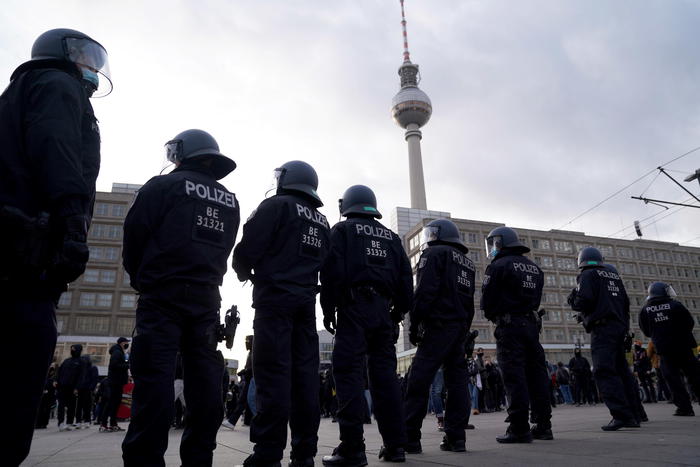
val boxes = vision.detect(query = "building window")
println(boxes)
[90,223,122,240]
[112,204,127,217]
[120,293,136,309]
[554,241,572,253]
[556,258,575,270]
[565,311,578,322]
[468,232,478,244]
[620,263,637,275]
[617,247,633,258]
[80,292,96,307]
[408,234,420,251]
[83,269,99,282]
[532,239,550,250]
[410,253,420,269]
[545,275,557,287]
[656,251,671,263]
[468,250,480,262]
[105,247,119,261]
[89,246,119,262]
[58,291,72,307]
[598,245,614,257]
[116,318,135,336]
[95,203,109,216]
[636,249,653,260]
[74,316,109,335]
[539,256,553,268]
[97,293,113,308]
[674,252,689,263]
[100,269,116,284]
[559,275,576,287]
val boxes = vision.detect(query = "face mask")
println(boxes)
[81,67,99,87]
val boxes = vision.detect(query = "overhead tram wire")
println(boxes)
[557,145,700,230]
[605,196,694,238]
[618,200,699,240]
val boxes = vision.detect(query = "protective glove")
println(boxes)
[323,312,337,335]
[390,307,405,324]
[53,215,89,283]
[566,288,577,306]
[409,323,423,346]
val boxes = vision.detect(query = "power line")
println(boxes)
[680,234,700,245]
[557,145,700,230]
[619,200,698,239]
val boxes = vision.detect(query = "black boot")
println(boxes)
[530,425,554,440]
[496,427,533,444]
[243,454,282,467]
[673,408,695,416]
[601,418,640,431]
[378,446,405,462]
[322,447,368,467]
[439,436,466,452]
[404,440,422,454]
[289,458,315,467]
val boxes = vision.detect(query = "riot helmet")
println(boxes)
[165,129,236,180]
[577,247,603,269]
[339,185,381,219]
[420,219,467,253]
[646,281,677,301]
[485,226,529,259]
[31,28,111,97]
[70,344,82,358]
[273,160,323,207]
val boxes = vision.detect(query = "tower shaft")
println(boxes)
[405,123,427,210]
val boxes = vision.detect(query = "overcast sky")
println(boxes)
[3,0,699,362]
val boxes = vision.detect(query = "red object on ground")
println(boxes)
[117,382,134,420]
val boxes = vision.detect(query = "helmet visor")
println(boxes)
[269,168,284,193]
[65,37,112,97]
[666,285,677,298]
[420,225,440,248]
[485,235,503,259]
[164,140,182,163]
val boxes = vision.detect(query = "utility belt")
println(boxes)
[0,205,52,280]
[345,283,391,304]
[494,310,538,327]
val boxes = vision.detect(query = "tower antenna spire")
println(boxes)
[400,0,411,63]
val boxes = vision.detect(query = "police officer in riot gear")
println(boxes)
[639,282,700,416]
[481,226,552,443]
[404,219,474,454]
[568,247,640,431]
[0,28,110,465]
[233,160,330,467]
[320,185,412,466]
[121,129,240,467]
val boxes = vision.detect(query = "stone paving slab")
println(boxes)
[23,403,700,466]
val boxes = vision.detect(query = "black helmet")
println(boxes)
[485,226,528,258]
[339,185,381,219]
[577,247,603,269]
[646,281,677,300]
[165,129,236,180]
[31,28,111,97]
[420,219,467,253]
[274,161,323,207]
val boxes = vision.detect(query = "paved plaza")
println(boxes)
[23,403,699,466]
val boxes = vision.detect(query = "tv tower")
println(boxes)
[391,0,432,211]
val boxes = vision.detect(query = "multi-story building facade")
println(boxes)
[395,213,700,374]
[53,183,140,374]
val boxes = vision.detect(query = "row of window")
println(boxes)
[89,223,122,240]
[94,202,128,218]
[56,315,135,336]
[81,268,130,286]
[58,291,137,309]
[88,246,120,261]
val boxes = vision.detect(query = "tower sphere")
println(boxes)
[391,86,432,129]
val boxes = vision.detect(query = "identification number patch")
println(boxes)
[193,203,227,246]
[364,238,389,268]
[300,222,323,258]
